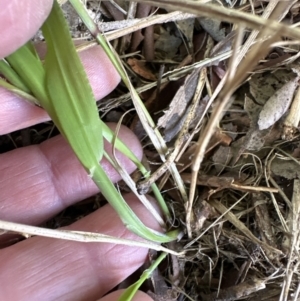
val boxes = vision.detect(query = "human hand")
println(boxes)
[0,2,156,300]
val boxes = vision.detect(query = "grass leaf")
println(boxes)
[41,1,103,173]
[118,252,168,301]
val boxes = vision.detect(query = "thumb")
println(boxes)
[0,0,53,58]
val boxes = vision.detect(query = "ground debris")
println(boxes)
[157,71,199,141]
[127,58,157,80]
[271,156,300,180]
[200,278,266,301]
[258,75,299,130]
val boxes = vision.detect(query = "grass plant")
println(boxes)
[0,1,179,244]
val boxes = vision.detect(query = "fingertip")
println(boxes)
[0,0,53,58]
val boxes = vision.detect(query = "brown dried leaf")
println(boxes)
[157,71,199,141]
[127,58,157,80]
[249,70,293,105]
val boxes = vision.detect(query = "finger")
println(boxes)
[0,0,53,58]
[99,290,153,301]
[0,45,120,135]
[0,123,142,225]
[0,193,159,301]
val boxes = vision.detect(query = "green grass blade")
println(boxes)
[69,0,181,218]
[118,252,168,301]
[101,122,171,219]
[25,40,41,60]
[92,164,177,242]
[0,78,38,105]
[41,1,103,172]
[0,60,31,93]
[5,43,47,102]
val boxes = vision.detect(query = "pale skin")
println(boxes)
[0,1,157,300]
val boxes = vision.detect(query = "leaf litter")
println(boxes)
[3,1,300,301]
[258,70,299,130]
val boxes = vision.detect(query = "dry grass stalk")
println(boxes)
[78,10,196,50]
[125,0,300,40]
[265,151,289,233]
[0,219,179,255]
